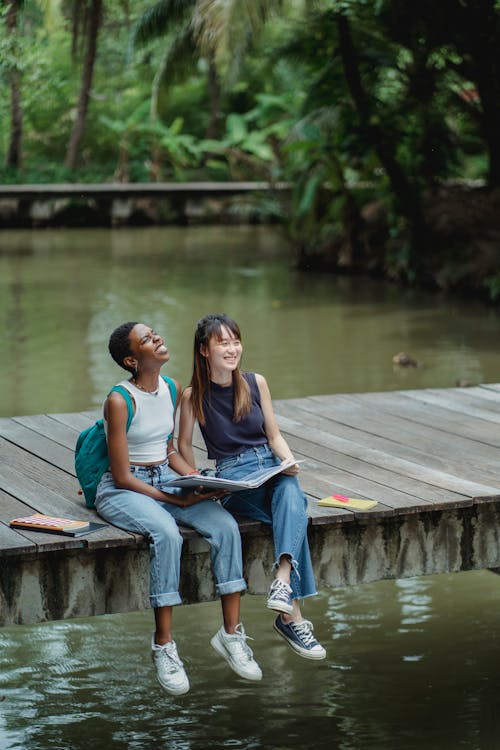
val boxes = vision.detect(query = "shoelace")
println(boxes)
[270,579,292,601]
[290,619,317,647]
[158,643,184,673]
[231,624,255,662]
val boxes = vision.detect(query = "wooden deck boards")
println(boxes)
[1,383,500,556]
[2,383,500,625]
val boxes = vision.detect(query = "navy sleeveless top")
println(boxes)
[200,372,267,460]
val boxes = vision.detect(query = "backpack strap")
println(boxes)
[161,375,179,441]
[109,385,134,431]
[161,375,178,409]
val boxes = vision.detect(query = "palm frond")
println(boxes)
[158,25,197,88]
[192,0,283,66]
[132,0,195,47]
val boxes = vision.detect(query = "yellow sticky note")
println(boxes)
[318,494,378,510]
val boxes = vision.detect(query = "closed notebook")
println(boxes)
[318,494,378,510]
[8,513,107,537]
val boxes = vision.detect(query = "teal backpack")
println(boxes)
[75,376,177,509]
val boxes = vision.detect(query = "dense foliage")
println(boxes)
[1,0,500,297]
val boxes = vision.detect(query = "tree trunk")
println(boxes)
[335,12,428,268]
[65,0,103,170]
[5,0,23,170]
[205,53,221,139]
[457,0,500,188]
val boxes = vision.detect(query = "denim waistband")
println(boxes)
[130,460,169,482]
[216,443,272,470]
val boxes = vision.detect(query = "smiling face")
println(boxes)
[202,325,243,382]
[125,323,170,372]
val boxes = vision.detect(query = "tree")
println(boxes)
[133,0,284,138]
[64,0,103,169]
[133,0,223,138]
[3,0,23,169]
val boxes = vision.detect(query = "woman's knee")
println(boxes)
[152,522,183,555]
[274,476,307,505]
[213,508,242,544]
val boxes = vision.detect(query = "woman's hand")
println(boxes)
[161,487,228,507]
[282,462,300,476]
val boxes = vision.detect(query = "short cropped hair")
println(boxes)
[108,321,138,373]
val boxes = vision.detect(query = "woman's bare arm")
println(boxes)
[256,373,300,475]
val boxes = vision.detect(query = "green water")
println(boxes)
[1,225,499,417]
[1,225,500,749]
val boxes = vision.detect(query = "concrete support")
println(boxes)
[2,504,500,626]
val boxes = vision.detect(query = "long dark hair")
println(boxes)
[190,313,251,425]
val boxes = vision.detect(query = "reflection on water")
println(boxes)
[1,225,500,416]
[1,571,500,749]
[2,226,500,749]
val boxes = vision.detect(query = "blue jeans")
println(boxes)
[95,461,247,608]
[216,444,317,601]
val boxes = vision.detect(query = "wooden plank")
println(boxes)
[481,384,500,394]
[0,459,98,523]
[0,181,288,199]
[280,429,468,510]
[281,395,500,487]
[400,388,500,424]
[13,414,81,450]
[0,418,75,474]
[0,437,79,499]
[49,412,95,431]
[0,489,39,555]
[0,457,136,550]
[273,400,500,498]
[81,410,100,422]
[0,488,93,554]
[460,385,500,405]
[305,394,500,480]
[348,391,500,449]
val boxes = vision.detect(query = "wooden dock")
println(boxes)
[0,181,289,200]
[2,383,500,626]
[0,181,291,227]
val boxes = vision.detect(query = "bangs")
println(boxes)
[202,315,241,343]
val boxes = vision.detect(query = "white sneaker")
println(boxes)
[151,636,190,695]
[211,623,263,681]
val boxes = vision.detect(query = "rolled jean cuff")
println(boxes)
[215,577,247,597]
[150,592,183,608]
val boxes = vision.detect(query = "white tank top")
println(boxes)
[105,377,175,463]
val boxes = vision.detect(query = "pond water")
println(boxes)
[1,225,500,750]
[1,225,500,417]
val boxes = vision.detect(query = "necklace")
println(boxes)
[131,378,159,395]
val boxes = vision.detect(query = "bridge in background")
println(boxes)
[0,182,290,227]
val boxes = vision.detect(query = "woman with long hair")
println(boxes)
[179,313,326,661]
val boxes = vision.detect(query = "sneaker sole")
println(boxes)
[266,598,294,615]
[273,622,327,660]
[211,634,263,681]
[157,677,190,695]
[152,655,190,695]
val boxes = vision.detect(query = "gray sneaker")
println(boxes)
[211,623,263,681]
[151,636,190,695]
[266,578,293,614]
